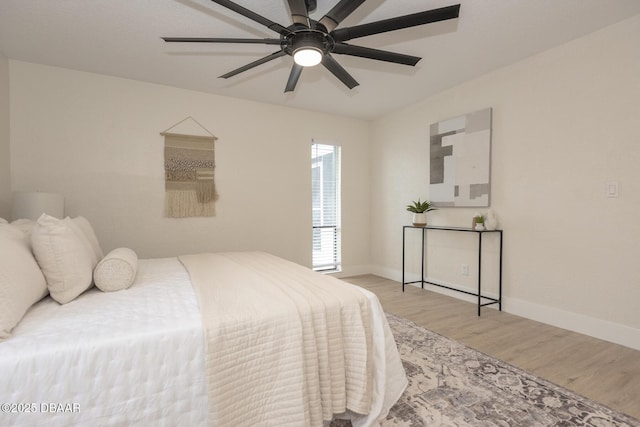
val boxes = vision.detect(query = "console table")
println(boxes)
[402,226,503,316]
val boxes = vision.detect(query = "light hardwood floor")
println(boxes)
[342,274,640,420]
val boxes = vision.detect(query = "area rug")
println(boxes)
[332,313,639,427]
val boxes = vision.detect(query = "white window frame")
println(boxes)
[311,142,341,272]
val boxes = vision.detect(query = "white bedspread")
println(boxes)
[0,254,406,427]
[0,258,208,427]
[180,252,406,427]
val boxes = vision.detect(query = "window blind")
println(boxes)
[311,143,341,272]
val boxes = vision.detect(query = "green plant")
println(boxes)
[406,199,437,214]
[473,213,485,223]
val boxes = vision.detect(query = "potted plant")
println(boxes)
[472,213,485,231]
[406,199,437,226]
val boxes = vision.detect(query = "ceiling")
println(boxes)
[1,0,639,120]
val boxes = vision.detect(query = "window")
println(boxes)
[311,143,341,272]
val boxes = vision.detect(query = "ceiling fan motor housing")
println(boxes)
[286,29,334,58]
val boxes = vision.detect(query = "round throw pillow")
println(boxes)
[93,247,138,292]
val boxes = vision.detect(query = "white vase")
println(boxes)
[412,213,427,226]
[485,210,499,230]
[475,223,485,231]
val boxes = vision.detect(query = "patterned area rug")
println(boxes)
[332,313,639,427]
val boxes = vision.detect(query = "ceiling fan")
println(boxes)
[163,0,460,92]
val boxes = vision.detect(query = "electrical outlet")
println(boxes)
[461,264,469,276]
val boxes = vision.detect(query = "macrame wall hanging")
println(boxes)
[160,117,219,218]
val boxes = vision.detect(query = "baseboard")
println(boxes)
[504,296,640,351]
[369,266,640,351]
[330,264,374,279]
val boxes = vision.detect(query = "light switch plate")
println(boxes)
[606,181,619,198]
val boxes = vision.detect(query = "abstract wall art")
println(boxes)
[429,108,492,207]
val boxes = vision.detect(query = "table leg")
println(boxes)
[402,227,406,292]
[499,231,503,311]
[477,232,482,316]
[421,228,425,289]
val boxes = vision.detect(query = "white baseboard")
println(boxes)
[504,296,640,351]
[369,266,640,351]
[369,265,402,282]
[330,264,374,278]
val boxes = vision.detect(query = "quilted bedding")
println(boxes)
[180,252,378,426]
[0,253,406,427]
[0,257,208,427]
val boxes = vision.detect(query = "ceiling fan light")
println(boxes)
[293,47,323,67]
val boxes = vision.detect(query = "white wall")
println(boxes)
[371,15,640,349]
[7,17,639,350]
[9,61,371,272]
[0,51,10,218]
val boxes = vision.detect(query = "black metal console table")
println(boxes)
[402,226,503,316]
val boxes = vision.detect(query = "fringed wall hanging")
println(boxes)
[160,117,218,218]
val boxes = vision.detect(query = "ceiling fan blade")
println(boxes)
[219,50,287,79]
[209,0,291,35]
[287,0,309,26]
[318,0,368,33]
[332,4,460,42]
[332,43,421,66]
[284,64,303,92]
[162,37,282,45]
[322,54,359,89]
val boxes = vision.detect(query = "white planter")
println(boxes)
[412,213,427,226]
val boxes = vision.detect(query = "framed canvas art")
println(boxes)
[429,108,492,207]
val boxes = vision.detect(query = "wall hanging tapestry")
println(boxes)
[161,117,218,218]
[429,108,492,207]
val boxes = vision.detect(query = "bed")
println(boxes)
[0,216,407,427]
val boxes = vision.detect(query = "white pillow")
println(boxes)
[0,225,49,340]
[64,217,100,268]
[0,217,7,224]
[0,222,27,242]
[30,214,94,304]
[72,216,104,262]
[94,248,138,292]
[10,219,37,249]
[11,218,36,235]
